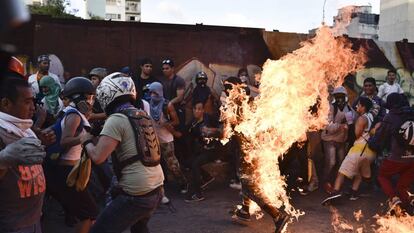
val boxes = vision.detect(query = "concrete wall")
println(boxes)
[379,0,414,42]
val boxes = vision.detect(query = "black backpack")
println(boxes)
[111,108,161,179]
[394,110,414,158]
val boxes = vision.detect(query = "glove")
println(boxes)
[0,137,46,169]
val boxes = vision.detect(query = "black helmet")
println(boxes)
[195,71,208,81]
[63,77,95,98]
[195,71,208,87]
[88,67,108,80]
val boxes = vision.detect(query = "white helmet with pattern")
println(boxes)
[96,72,136,112]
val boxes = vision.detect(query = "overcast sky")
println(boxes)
[69,0,380,33]
[141,0,380,33]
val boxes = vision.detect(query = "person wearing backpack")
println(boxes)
[45,77,98,233]
[368,93,414,215]
[80,72,164,233]
[321,86,355,194]
[322,97,375,205]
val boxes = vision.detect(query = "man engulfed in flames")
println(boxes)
[220,25,366,232]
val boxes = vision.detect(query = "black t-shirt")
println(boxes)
[192,86,212,105]
[187,113,220,150]
[134,75,158,100]
[0,132,45,232]
[90,99,105,136]
[162,75,185,101]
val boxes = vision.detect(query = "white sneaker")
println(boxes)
[387,196,402,215]
[229,182,242,190]
[161,196,170,204]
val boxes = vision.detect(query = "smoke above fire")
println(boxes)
[220,21,366,224]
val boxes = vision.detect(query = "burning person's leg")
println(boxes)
[241,183,289,232]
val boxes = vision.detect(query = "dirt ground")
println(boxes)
[42,181,389,233]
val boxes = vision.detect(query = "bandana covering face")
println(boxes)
[39,75,61,115]
[149,82,165,121]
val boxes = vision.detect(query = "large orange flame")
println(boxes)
[221,25,367,225]
[375,213,414,233]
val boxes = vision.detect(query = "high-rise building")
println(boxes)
[333,5,379,39]
[25,0,47,6]
[379,0,414,42]
[125,0,141,22]
[105,0,125,21]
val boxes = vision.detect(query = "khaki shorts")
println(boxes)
[339,142,376,179]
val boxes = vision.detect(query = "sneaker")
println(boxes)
[229,181,242,190]
[180,183,189,194]
[232,208,251,222]
[201,177,215,190]
[274,214,290,233]
[321,191,342,206]
[323,182,334,194]
[349,190,360,201]
[161,196,170,204]
[185,193,205,203]
[387,196,403,216]
[298,186,310,196]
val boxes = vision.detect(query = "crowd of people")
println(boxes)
[1,52,414,233]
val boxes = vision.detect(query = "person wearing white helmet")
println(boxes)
[321,86,355,194]
[80,72,164,233]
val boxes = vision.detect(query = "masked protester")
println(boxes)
[39,75,63,116]
[28,55,62,102]
[148,82,189,196]
[192,71,211,105]
[321,86,355,194]
[368,93,414,215]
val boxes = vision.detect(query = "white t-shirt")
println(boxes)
[28,72,62,96]
[378,82,404,102]
[142,99,150,115]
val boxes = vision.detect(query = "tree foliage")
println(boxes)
[28,0,79,19]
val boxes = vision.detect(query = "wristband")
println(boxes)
[82,139,94,148]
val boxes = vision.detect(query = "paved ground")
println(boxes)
[43,181,389,233]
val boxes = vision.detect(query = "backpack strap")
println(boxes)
[111,108,143,179]
[162,100,170,121]
[170,75,177,99]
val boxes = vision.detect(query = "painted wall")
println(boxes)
[5,15,414,106]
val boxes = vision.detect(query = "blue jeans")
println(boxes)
[90,187,163,233]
